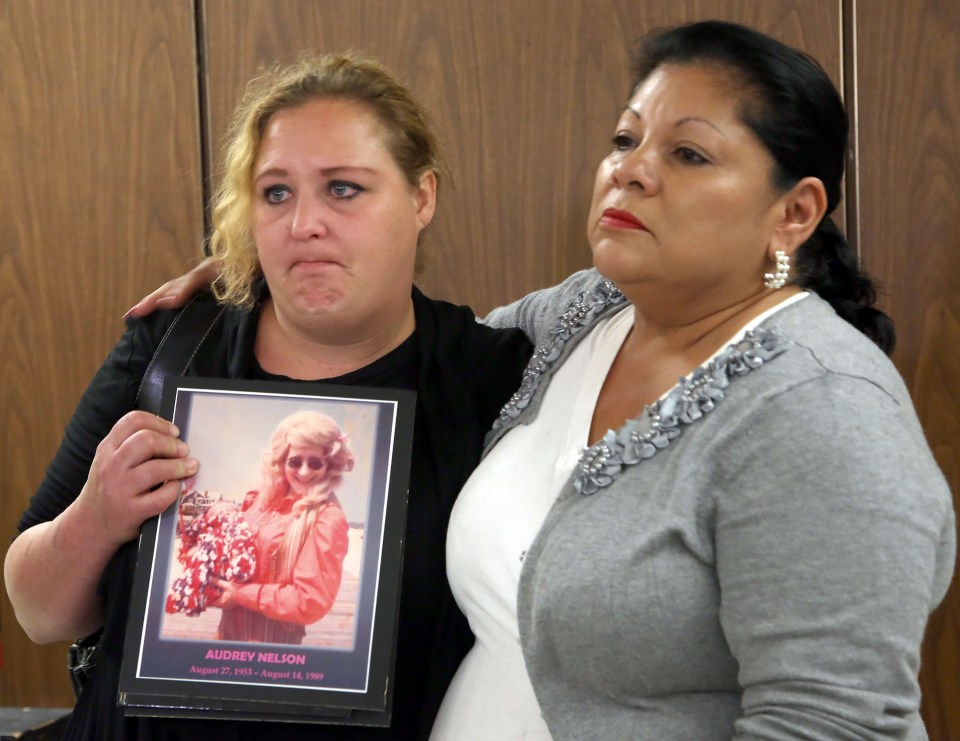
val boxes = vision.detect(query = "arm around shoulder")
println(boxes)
[481,268,605,342]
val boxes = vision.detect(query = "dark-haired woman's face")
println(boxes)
[587,64,789,310]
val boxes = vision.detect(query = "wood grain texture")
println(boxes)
[202,0,840,316]
[853,2,960,738]
[0,0,202,707]
[18,6,956,739]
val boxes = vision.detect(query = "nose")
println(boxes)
[290,195,330,240]
[611,146,659,194]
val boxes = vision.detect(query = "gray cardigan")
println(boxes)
[485,269,956,740]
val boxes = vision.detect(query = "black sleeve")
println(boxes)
[460,315,533,431]
[17,315,172,533]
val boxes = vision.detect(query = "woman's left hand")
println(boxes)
[209,577,240,608]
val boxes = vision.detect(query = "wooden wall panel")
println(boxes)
[21,4,957,736]
[201,0,840,316]
[0,0,202,706]
[852,2,960,738]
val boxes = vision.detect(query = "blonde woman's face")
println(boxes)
[283,443,331,497]
[252,98,436,340]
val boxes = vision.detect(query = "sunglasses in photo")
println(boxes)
[286,456,327,471]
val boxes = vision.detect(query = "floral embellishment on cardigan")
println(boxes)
[574,327,790,495]
[492,279,627,430]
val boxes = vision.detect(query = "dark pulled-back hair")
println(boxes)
[631,20,894,353]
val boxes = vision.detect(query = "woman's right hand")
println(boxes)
[76,411,198,546]
[4,412,198,643]
[123,255,219,319]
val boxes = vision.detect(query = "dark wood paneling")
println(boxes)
[0,0,203,706]
[36,5,960,733]
[853,2,960,738]
[202,0,840,316]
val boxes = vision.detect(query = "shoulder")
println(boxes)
[698,298,931,471]
[314,497,349,532]
[18,310,179,531]
[765,294,912,405]
[413,287,532,367]
[482,268,609,344]
[119,295,235,378]
[693,299,952,531]
[19,299,235,531]
[412,288,533,429]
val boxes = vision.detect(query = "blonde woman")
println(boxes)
[6,54,531,740]
[212,411,353,645]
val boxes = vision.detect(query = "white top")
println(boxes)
[431,294,808,739]
[432,308,634,739]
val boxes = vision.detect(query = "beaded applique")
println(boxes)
[574,327,789,494]
[491,277,790,494]
[492,279,627,431]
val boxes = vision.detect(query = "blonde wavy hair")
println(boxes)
[259,410,355,513]
[208,52,444,308]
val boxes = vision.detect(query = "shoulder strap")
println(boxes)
[135,296,226,415]
[68,297,224,697]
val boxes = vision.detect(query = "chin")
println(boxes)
[289,284,349,314]
[591,242,629,278]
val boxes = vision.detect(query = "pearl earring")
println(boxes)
[764,250,790,290]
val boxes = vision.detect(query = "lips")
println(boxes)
[291,257,342,271]
[600,208,647,231]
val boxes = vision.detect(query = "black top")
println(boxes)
[19,288,532,741]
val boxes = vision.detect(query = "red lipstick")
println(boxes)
[600,208,647,230]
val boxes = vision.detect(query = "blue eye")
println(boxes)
[329,181,363,199]
[263,185,291,204]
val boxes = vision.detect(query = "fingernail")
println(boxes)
[122,304,139,319]
[156,296,175,305]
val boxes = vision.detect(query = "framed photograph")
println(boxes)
[119,377,415,725]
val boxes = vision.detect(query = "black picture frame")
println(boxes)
[118,377,415,725]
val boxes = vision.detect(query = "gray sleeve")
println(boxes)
[711,373,955,740]
[481,268,603,344]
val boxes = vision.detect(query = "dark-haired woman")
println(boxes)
[432,20,954,740]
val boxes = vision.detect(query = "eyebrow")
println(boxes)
[254,165,379,180]
[623,106,727,137]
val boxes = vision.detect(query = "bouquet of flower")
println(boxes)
[166,500,257,616]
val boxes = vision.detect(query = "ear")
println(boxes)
[770,176,828,258]
[413,170,437,231]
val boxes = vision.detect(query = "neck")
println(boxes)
[613,287,801,399]
[255,297,416,380]
[625,286,801,361]
[586,285,802,443]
